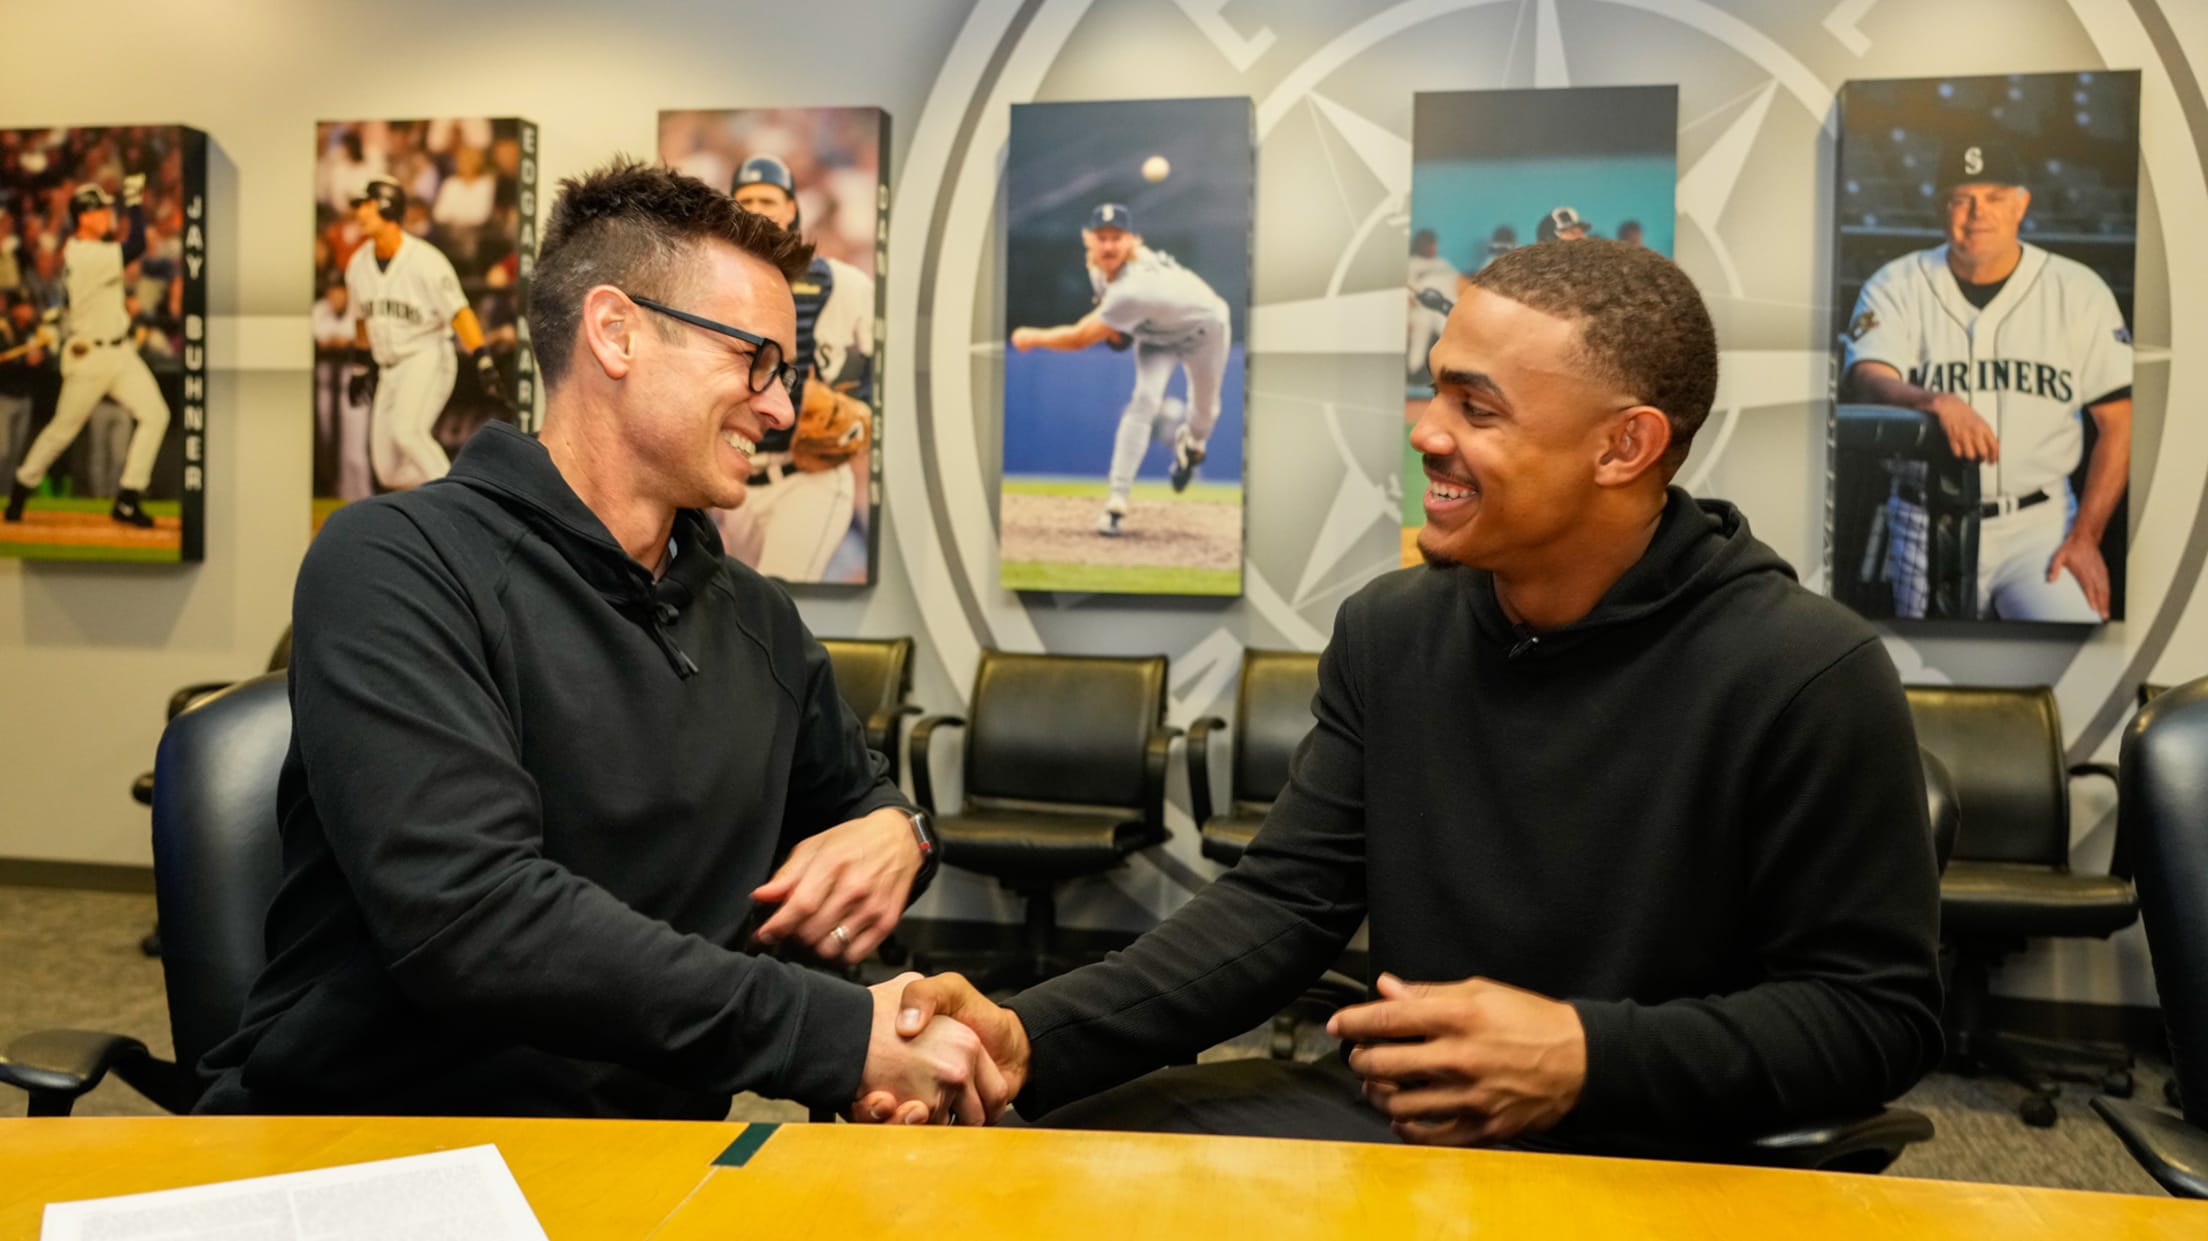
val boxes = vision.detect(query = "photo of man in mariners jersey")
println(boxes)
[657,105,887,585]
[1011,202,1231,539]
[345,175,501,492]
[1832,72,2140,624]
[311,118,532,527]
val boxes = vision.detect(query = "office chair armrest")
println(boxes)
[1184,716,1227,830]
[167,680,238,721]
[2094,1097,2208,1199]
[2066,761,2132,881]
[1143,726,1183,836]
[907,715,966,816]
[1744,1107,1934,1174]
[0,1028,151,1117]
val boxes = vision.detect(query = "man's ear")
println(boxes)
[1594,405,1672,485]
[580,285,636,380]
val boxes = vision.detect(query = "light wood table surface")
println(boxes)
[7,1116,2206,1240]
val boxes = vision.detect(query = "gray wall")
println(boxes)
[6,0,2207,1011]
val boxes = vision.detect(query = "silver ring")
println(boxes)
[832,925,851,948]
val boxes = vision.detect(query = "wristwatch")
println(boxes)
[902,807,940,891]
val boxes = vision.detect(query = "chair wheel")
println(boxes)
[2102,1070,2134,1098]
[2019,1095,2058,1128]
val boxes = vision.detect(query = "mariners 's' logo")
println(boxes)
[2115,325,2133,344]
[1850,310,1879,342]
[1964,145,1984,176]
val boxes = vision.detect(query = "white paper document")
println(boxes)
[41,1143,550,1241]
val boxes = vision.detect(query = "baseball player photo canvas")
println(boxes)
[999,97,1252,597]
[1829,72,2140,626]
[310,117,538,533]
[1,125,208,563]
[659,105,888,587]
[1401,85,1676,567]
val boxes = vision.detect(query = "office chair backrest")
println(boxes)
[1922,748,1959,874]
[150,671,290,1077]
[2120,676,2208,1125]
[821,638,915,731]
[1233,650,1320,810]
[964,650,1166,808]
[1905,685,2069,867]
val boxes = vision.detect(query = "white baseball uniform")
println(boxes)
[347,234,467,490]
[13,227,171,495]
[721,255,874,582]
[1844,241,2132,621]
[1094,247,1231,504]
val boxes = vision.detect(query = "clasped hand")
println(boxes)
[851,972,1027,1126]
[1329,972,1588,1146]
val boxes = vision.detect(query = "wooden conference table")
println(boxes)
[5,1115,2204,1239]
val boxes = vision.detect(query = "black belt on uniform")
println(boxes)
[75,334,129,349]
[1977,488,2052,518]
[1897,484,2051,518]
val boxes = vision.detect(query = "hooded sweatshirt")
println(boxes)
[1006,489,1944,1149]
[198,422,905,1119]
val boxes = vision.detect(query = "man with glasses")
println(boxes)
[200,159,993,1125]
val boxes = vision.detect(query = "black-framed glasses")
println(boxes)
[625,292,797,395]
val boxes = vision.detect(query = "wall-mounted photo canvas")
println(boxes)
[311,117,537,532]
[1000,97,1252,597]
[659,105,888,587]
[1,125,208,562]
[1829,72,2139,626]
[1401,86,1677,567]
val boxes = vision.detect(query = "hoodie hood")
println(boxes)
[1464,486,1797,661]
[437,421,722,677]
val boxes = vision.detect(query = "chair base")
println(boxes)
[1952,1028,2135,1127]
[912,881,1101,995]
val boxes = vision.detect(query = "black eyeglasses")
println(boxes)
[624,292,797,396]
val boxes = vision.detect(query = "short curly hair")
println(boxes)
[1465,239,1718,475]
[531,157,814,388]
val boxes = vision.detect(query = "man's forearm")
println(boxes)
[1847,362,1935,412]
[2069,399,2132,544]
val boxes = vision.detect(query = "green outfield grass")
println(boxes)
[1001,559,1241,596]
[0,543,180,562]
[1001,476,1243,505]
[21,496,183,517]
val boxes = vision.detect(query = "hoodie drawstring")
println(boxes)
[647,600,700,679]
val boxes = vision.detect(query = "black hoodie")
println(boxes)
[198,422,905,1119]
[1005,489,1944,1149]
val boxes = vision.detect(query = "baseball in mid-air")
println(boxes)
[1141,154,1170,183]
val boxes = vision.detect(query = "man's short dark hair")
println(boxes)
[531,158,814,389]
[1466,238,1717,475]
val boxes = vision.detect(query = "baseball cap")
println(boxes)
[1943,142,2026,188]
[1536,205,1588,242]
[69,184,113,214]
[1088,203,1135,233]
[350,175,404,207]
[732,155,796,197]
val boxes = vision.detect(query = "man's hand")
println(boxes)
[1925,391,2000,463]
[1010,327,1042,352]
[854,972,1005,1126]
[891,972,1030,1119]
[1330,973,1587,1147]
[752,807,922,963]
[2048,533,2112,619]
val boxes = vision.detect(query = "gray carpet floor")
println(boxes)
[0,884,2170,1197]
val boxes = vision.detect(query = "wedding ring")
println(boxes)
[832,925,851,949]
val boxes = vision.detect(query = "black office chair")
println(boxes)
[1907,685,2139,1127]
[131,628,289,958]
[1186,649,1365,1058]
[821,637,921,785]
[0,672,290,1116]
[2092,677,2208,1197]
[910,650,1177,992]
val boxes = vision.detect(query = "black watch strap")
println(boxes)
[904,807,940,890]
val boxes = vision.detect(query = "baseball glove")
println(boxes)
[790,380,870,472]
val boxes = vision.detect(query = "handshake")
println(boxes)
[850,972,1025,1126]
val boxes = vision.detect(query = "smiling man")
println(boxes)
[894,240,1943,1159]
[200,160,997,1124]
